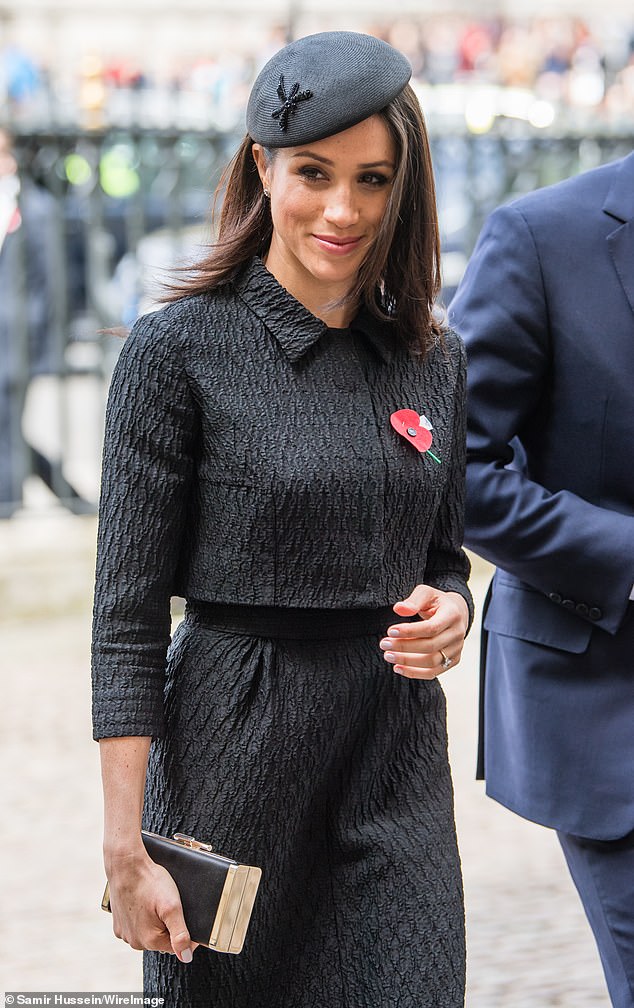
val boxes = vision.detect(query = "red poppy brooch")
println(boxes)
[390,409,441,464]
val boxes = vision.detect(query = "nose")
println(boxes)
[323,185,360,229]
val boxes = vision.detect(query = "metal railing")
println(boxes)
[1,125,632,516]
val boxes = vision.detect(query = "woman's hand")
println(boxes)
[380,584,469,679]
[99,736,196,962]
[106,843,198,961]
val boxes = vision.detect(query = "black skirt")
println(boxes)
[143,603,465,1008]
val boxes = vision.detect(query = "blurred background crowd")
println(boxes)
[3,7,632,132]
[1,0,633,517]
[3,9,634,133]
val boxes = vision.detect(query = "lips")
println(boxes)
[312,234,363,254]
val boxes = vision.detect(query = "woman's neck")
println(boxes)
[261,252,357,328]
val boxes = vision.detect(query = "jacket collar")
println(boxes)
[234,258,397,363]
[234,258,327,362]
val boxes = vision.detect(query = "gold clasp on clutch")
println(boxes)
[173,832,214,852]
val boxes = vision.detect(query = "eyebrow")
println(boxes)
[290,150,395,169]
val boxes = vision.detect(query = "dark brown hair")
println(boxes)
[167,84,444,355]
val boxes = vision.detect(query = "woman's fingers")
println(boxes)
[161,907,197,961]
[110,862,196,960]
[381,644,460,672]
[380,625,463,659]
[383,646,461,679]
[380,630,462,653]
[392,582,441,618]
[394,661,453,680]
[383,586,470,678]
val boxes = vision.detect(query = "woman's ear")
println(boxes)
[251,144,269,190]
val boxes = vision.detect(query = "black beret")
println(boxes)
[246,31,412,148]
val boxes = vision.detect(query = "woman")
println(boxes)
[92,30,473,1008]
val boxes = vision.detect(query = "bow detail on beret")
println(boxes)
[272,75,314,132]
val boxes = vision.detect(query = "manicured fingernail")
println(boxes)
[388,628,401,637]
[181,948,193,963]
[383,652,396,663]
[379,638,391,650]
[393,665,405,675]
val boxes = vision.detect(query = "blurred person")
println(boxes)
[1,46,43,118]
[385,18,426,77]
[418,15,462,85]
[450,151,634,1008]
[567,35,605,110]
[0,126,93,517]
[92,30,473,1008]
[533,16,574,104]
[603,53,634,125]
[496,23,540,88]
[457,20,497,79]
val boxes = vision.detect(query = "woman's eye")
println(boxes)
[360,172,390,187]
[299,166,325,181]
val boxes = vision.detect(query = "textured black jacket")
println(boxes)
[92,258,472,739]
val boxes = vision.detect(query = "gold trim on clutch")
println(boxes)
[172,833,214,852]
[101,881,111,913]
[209,864,262,954]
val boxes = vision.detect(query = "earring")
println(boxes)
[263,187,270,198]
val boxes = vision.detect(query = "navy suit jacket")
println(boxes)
[449,152,634,840]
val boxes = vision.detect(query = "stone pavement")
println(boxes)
[0,508,610,1006]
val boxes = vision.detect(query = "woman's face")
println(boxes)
[252,114,396,324]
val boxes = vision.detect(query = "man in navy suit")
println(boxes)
[449,151,634,1007]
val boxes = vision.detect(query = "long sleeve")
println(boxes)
[424,334,473,630]
[91,313,199,739]
[449,201,634,635]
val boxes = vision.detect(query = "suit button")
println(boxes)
[548,592,563,604]
[562,598,575,610]
[589,607,602,621]
[575,603,589,617]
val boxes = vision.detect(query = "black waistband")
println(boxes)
[185,601,401,640]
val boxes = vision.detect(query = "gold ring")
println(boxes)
[440,650,452,670]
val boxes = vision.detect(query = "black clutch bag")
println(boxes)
[101,830,262,954]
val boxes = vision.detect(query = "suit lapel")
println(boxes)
[604,153,634,319]
[607,220,634,319]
